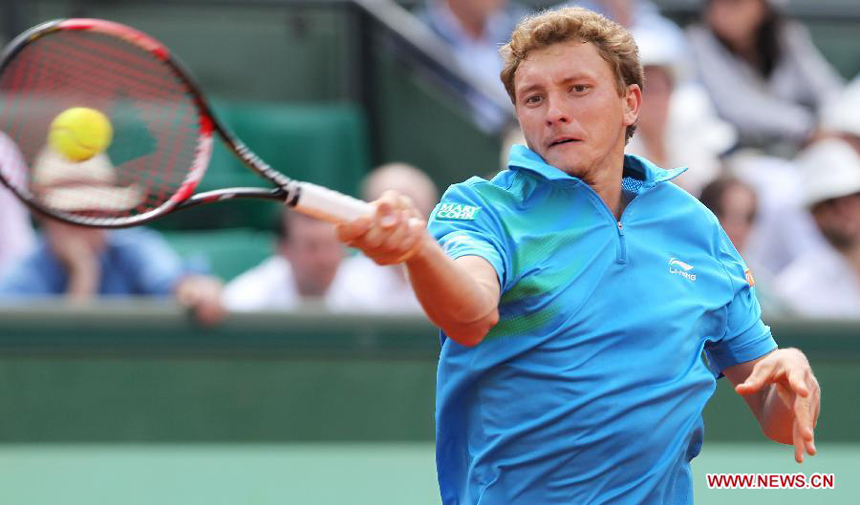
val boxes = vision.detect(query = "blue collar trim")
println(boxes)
[506,144,688,187]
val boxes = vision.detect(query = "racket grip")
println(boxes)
[293,182,373,224]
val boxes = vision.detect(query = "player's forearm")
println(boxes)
[406,238,499,346]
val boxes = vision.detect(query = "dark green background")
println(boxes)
[0,303,856,444]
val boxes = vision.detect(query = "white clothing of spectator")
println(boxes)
[222,212,345,311]
[777,244,860,318]
[329,163,439,314]
[328,255,423,314]
[0,133,36,271]
[821,77,860,154]
[726,152,825,280]
[625,27,736,196]
[419,0,526,131]
[561,0,690,59]
[687,0,844,156]
[775,139,860,318]
[222,255,335,311]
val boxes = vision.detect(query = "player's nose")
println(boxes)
[544,99,570,126]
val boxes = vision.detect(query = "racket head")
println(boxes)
[0,19,214,228]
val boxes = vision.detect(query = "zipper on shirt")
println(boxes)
[574,180,643,265]
[616,220,628,264]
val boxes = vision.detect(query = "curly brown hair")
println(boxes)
[499,7,644,141]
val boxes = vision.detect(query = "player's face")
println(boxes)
[513,40,639,178]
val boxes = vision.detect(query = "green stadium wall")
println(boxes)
[0,304,856,444]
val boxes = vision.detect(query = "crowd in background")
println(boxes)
[0,0,858,320]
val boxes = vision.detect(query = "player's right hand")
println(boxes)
[336,190,431,265]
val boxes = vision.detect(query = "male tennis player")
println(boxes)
[338,7,820,504]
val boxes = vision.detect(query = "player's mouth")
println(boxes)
[548,136,581,148]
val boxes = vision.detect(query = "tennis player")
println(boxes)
[338,7,820,504]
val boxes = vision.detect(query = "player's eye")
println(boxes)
[524,94,543,106]
[570,84,589,93]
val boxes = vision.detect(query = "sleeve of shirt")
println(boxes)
[427,180,511,291]
[705,226,778,374]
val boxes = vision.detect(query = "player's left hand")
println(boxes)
[735,348,820,463]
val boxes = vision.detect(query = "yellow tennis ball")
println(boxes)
[48,107,113,162]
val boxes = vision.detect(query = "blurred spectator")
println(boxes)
[328,163,439,314]
[700,177,758,253]
[687,0,844,156]
[0,147,224,324]
[698,176,784,314]
[775,139,860,318]
[625,27,736,196]
[418,0,525,130]
[820,77,860,154]
[725,150,826,281]
[222,211,345,311]
[0,220,224,324]
[560,0,688,56]
[0,133,36,269]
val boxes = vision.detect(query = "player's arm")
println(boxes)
[336,191,500,346]
[723,348,821,463]
[406,251,500,346]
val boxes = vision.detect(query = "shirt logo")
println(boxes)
[745,269,755,288]
[669,257,697,281]
[435,203,481,221]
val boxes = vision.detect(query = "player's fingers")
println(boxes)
[793,393,816,450]
[375,191,408,228]
[376,199,400,229]
[772,382,793,411]
[386,217,429,264]
[735,359,777,395]
[806,432,817,457]
[378,210,412,254]
[810,376,821,428]
[793,421,805,464]
[787,369,810,398]
[395,193,413,210]
[336,215,371,243]
[362,209,402,250]
[395,194,423,219]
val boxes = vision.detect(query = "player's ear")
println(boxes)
[623,84,642,127]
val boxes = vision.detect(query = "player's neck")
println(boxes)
[580,153,626,220]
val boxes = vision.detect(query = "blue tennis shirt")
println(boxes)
[427,145,777,505]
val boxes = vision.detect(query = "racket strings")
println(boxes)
[0,29,201,221]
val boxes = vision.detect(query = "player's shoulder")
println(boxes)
[655,180,722,228]
[432,171,531,227]
[441,170,530,208]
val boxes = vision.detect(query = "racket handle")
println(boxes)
[292,182,373,224]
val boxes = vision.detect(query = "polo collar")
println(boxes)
[506,144,687,187]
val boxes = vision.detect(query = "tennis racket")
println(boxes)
[0,18,372,228]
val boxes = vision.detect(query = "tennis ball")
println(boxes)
[48,107,113,162]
